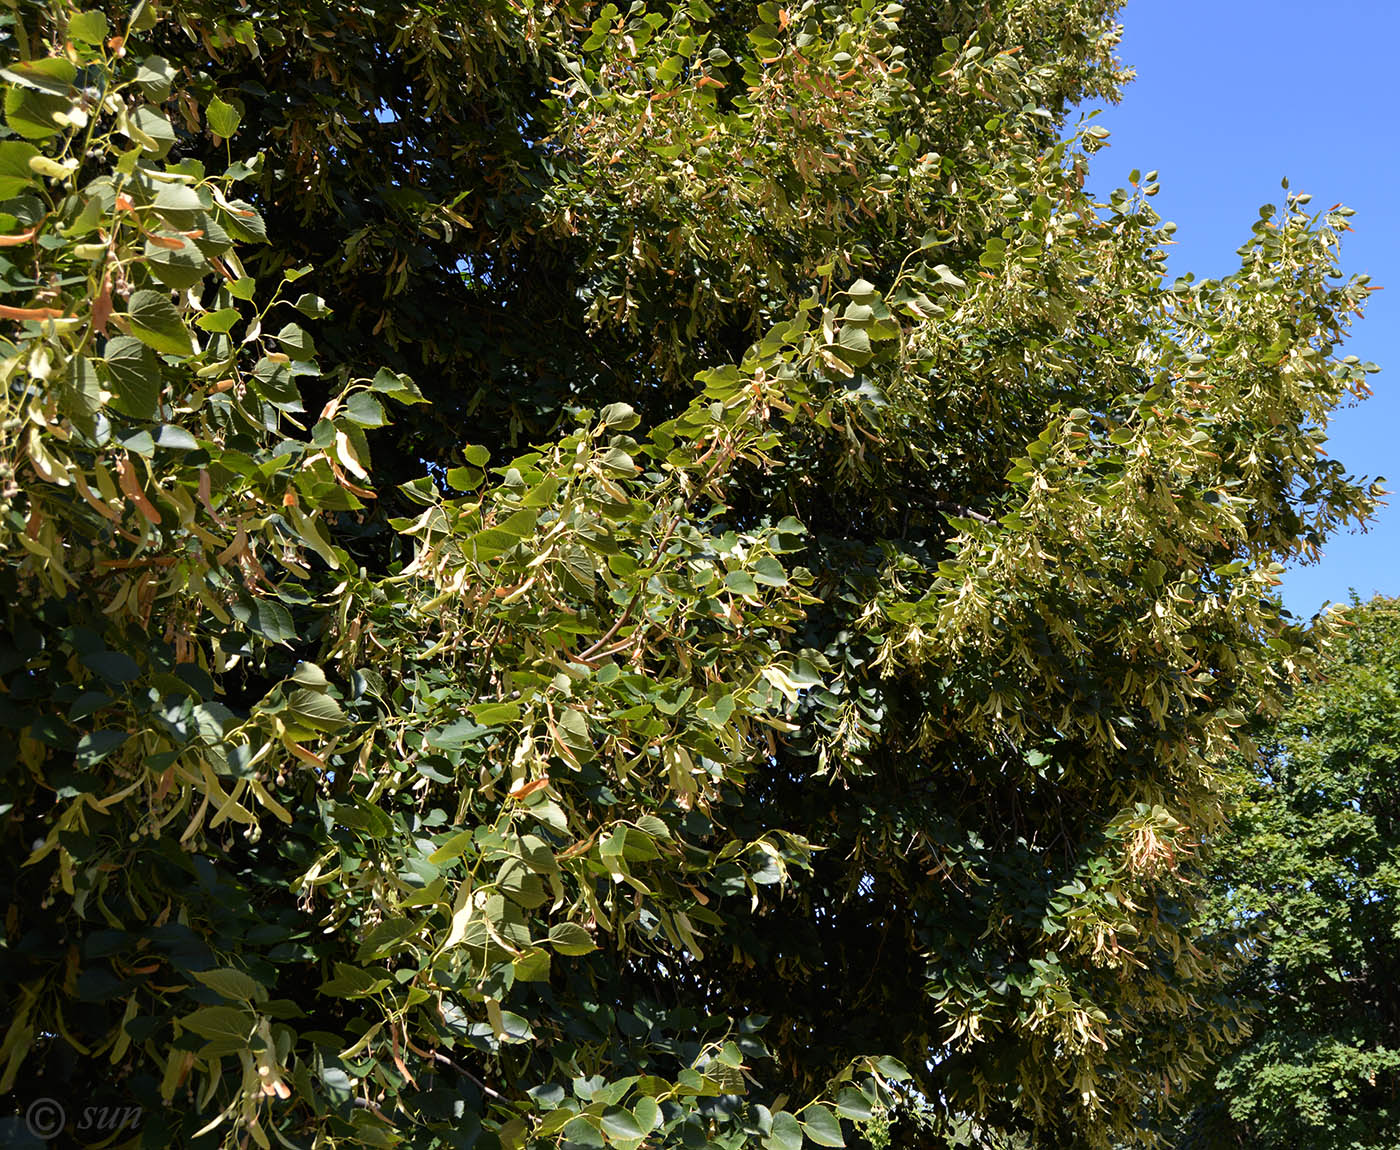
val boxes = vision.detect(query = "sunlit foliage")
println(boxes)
[0,1,1380,1147]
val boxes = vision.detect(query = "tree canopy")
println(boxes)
[0,1,1382,1148]
[1170,595,1400,1149]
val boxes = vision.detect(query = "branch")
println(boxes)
[928,500,996,525]
[576,583,645,663]
[406,1040,507,1101]
[575,510,679,664]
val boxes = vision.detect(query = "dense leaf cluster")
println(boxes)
[1170,596,1400,1149]
[0,1,1382,1148]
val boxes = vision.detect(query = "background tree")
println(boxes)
[1169,595,1400,1149]
[0,1,1384,1148]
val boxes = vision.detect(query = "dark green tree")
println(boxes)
[1170,595,1400,1148]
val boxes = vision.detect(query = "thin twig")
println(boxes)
[929,501,996,525]
[576,583,645,663]
[405,1040,507,1101]
[575,510,679,663]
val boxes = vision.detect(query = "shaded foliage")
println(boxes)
[1170,596,1400,1149]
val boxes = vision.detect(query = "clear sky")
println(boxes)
[1084,0,1399,617]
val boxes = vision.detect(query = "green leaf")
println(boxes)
[724,571,758,596]
[68,10,110,44]
[188,213,233,259]
[181,1005,253,1043]
[837,325,871,357]
[445,466,482,491]
[293,292,329,318]
[194,968,266,1003]
[556,707,591,753]
[331,800,394,839]
[227,276,257,301]
[103,336,161,420]
[144,234,210,290]
[0,141,39,197]
[598,402,640,430]
[561,1117,606,1149]
[129,105,176,156]
[135,56,175,100]
[320,963,391,998]
[152,182,204,226]
[61,356,102,436]
[82,651,142,685]
[933,263,966,288]
[468,508,538,561]
[696,694,736,727]
[220,197,267,243]
[127,290,195,356]
[275,322,316,361]
[236,599,289,645]
[632,1098,660,1132]
[154,425,199,451]
[873,1055,911,1081]
[600,446,636,475]
[512,947,552,982]
[633,815,671,841]
[4,80,70,140]
[196,308,241,333]
[522,475,559,508]
[0,57,76,97]
[251,357,303,411]
[470,700,521,727]
[206,94,242,138]
[285,688,345,730]
[75,730,129,766]
[499,859,546,908]
[764,1111,803,1150]
[548,922,597,956]
[752,556,788,587]
[292,661,328,689]
[800,1105,844,1147]
[345,391,387,427]
[192,702,236,743]
[560,546,596,594]
[357,918,418,961]
[428,831,475,864]
[601,1109,645,1142]
[118,429,155,457]
[833,1089,872,1121]
[370,367,426,402]
[491,1006,535,1043]
[426,719,487,750]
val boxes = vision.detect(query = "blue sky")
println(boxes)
[1085,0,1399,616]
